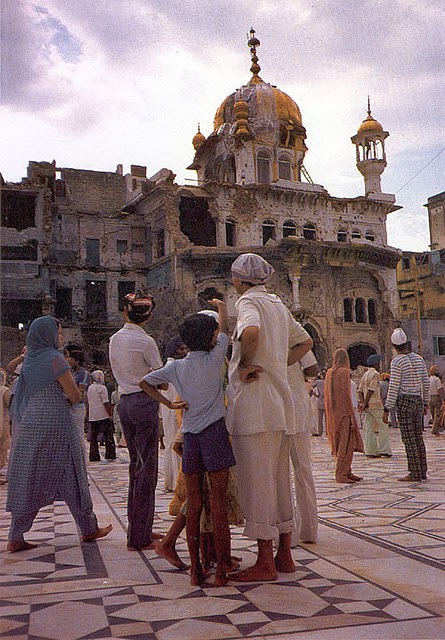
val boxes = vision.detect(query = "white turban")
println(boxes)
[391,328,408,346]
[198,310,219,322]
[91,370,105,384]
[231,253,275,285]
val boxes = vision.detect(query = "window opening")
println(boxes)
[303,223,316,241]
[86,238,100,266]
[368,299,377,325]
[355,298,367,323]
[116,239,128,253]
[278,154,292,180]
[225,219,236,246]
[85,280,107,321]
[344,298,353,322]
[257,151,271,184]
[283,220,297,238]
[262,219,276,245]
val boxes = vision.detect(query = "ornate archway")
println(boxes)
[347,343,377,370]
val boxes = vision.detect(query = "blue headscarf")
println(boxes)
[10,316,69,424]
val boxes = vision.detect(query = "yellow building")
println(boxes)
[397,245,445,366]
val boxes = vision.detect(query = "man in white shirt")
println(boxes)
[87,370,115,462]
[358,354,392,458]
[109,291,164,550]
[288,351,319,546]
[227,253,313,582]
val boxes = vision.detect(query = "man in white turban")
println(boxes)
[227,253,313,581]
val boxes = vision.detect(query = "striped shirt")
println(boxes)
[385,352,430,410]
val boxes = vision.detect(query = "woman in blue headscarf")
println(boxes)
[6,316,112,552]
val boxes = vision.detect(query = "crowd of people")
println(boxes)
[1,252,443,586]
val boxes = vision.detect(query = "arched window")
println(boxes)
[351,229,361,240]
[283,220,297,238]
[225,218,236,246]
[344,298,353,322]
[257,150,271,184]
[278,154,292,180]
[365,230,375,242]
[355,298,367,323]
[262,219,276,245]
[303,223,316,241]
[368,299,377,325]
[337,229,348,242]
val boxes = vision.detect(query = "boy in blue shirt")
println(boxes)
[139,299,236,587]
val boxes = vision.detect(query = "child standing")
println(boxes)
[139,299,235,587]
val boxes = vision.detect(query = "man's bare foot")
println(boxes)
[82,524,113,542]
[154,540,189,570]
[274,549,296,573]
[229,562,278,582]
[7,541,38,553]
[213,573,229,587]
[190,569,211,587]
[127,541,157,551]
[336,477,355,484]
[227,557,241,572]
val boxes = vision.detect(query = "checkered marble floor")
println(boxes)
[1,428,445,639]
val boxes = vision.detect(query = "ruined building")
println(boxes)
[1,161,149,363]
[396,191,445,368]
[1,32,401,368]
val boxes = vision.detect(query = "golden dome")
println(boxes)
[272,87,303,126]
[357,114,383,134]
[213,84,303,132]
[213,29,303,133]
[192,124,206,150]
[357,98,383,134]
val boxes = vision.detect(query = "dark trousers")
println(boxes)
[118,392,159,549]
[89,418,116,461]
[396,395,427,480]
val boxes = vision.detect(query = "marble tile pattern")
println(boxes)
[1,428,444,639]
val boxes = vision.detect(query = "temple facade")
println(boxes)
[1,31,402,368]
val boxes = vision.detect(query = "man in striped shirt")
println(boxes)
[383,328,430,482]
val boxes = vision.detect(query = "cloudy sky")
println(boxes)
[1,0,444,251]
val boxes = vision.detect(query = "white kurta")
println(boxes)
[288,351,318,545]
[160,358,181,491]
[227,285,311,541]
[227,287,310,437]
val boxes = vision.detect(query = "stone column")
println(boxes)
[290,274,302,311]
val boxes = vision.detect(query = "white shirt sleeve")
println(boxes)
[143,336,163,371]
[99,386,109,405]
[288,317,311,347]
[300,350,318,369]
[236,299,261,338]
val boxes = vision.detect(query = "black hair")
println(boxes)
[179,314,218,352]
[64,342,85,365]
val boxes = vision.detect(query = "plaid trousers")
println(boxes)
[396,395,427,480]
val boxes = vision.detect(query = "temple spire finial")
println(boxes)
[247,27,262,83]
[367,95,371,116]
